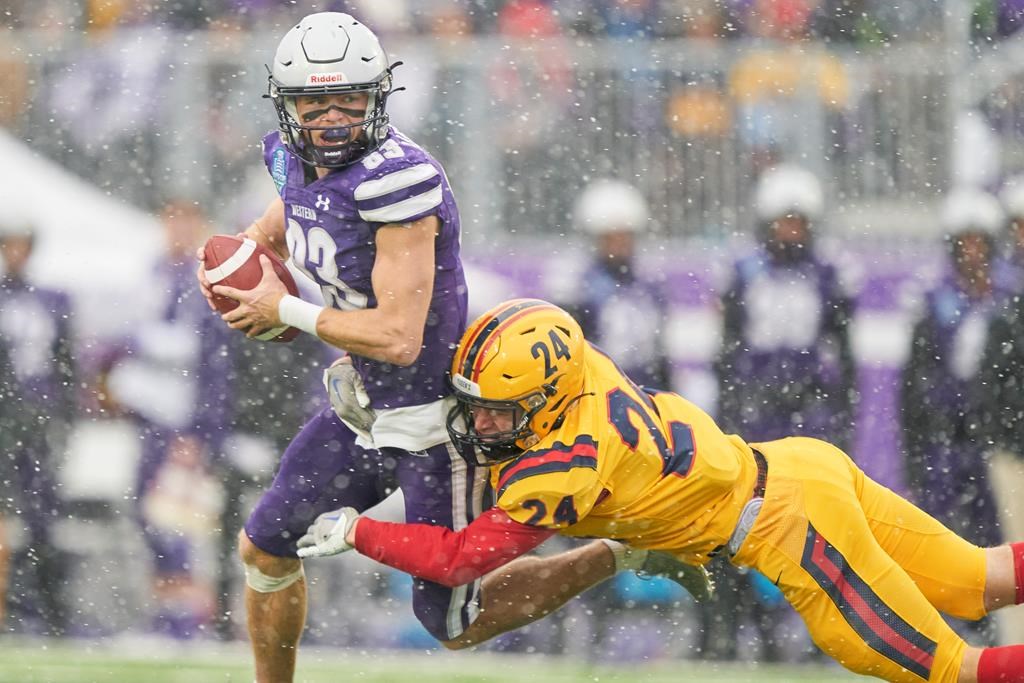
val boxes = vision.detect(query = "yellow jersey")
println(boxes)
[491,342,759,565]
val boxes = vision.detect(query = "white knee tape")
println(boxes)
[243,563,305,594]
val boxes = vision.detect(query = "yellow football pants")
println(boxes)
[732,437,987,683]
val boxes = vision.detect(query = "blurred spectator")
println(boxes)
[0,221,75,635]
[104,199,234,639]
[710,164,855,661]
[563,178,671,388]
[901,187,1004,642]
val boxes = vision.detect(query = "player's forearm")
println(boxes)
[315,306,426,366]
[443,541,616,650]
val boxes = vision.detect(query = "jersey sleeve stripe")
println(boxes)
[356,177,441,212]
[497,436,598,498]
[357,185,443,224]
[353,163,439,201]
[497,456,598,499]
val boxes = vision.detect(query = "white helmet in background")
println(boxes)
[268,12,395,168]
[999,175,1024,220]
[754,164,824,222]
[574,179,650,235]
[941,187,1004,237]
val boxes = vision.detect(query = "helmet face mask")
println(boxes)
[269,76,393,168]
[446,392,547,466]
[267,12,396,169]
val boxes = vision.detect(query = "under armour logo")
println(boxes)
[315,194,331,211]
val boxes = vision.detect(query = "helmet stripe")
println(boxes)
[453,300,523,374]
[459,299,549,380]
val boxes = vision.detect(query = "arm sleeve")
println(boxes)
[354,507,556,588]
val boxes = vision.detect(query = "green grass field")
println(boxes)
[0,638,869,682]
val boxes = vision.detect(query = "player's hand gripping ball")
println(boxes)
[202,234,300,342]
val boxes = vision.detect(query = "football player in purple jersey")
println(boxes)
[567,179,670,390]
[194,13,691,681]
[0,221,74,634]
[902,188,1005,646]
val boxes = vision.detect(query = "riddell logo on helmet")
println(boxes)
[306,72,346,86]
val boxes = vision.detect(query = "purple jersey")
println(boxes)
[0,275,74,415]
[901,276,1001,547]
[716,250,856,447]
[263,126,467,410]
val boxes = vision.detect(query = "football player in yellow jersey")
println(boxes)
[298,299,1024,683]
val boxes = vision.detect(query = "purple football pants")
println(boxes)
[244,407,489,640]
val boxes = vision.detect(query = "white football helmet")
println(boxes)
[754,165,824,222]
[941,187,1003,237]
[268,12,396,168]
[574,179,649,235]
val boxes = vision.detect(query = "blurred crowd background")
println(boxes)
[3,0,1024,671]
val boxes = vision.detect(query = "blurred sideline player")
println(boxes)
[0,221,74,635]
[565,178,670,389]
[716,164,856,447]
[108,199,235,637]
[195,13,689,682]
[902,188,1004,579]
[301,299,1024,683]
[711,164,856,660]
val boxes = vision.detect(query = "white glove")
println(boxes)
[296,507,359,559]
[323,356,376,443]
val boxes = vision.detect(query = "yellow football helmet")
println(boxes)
[447,299,587,465]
